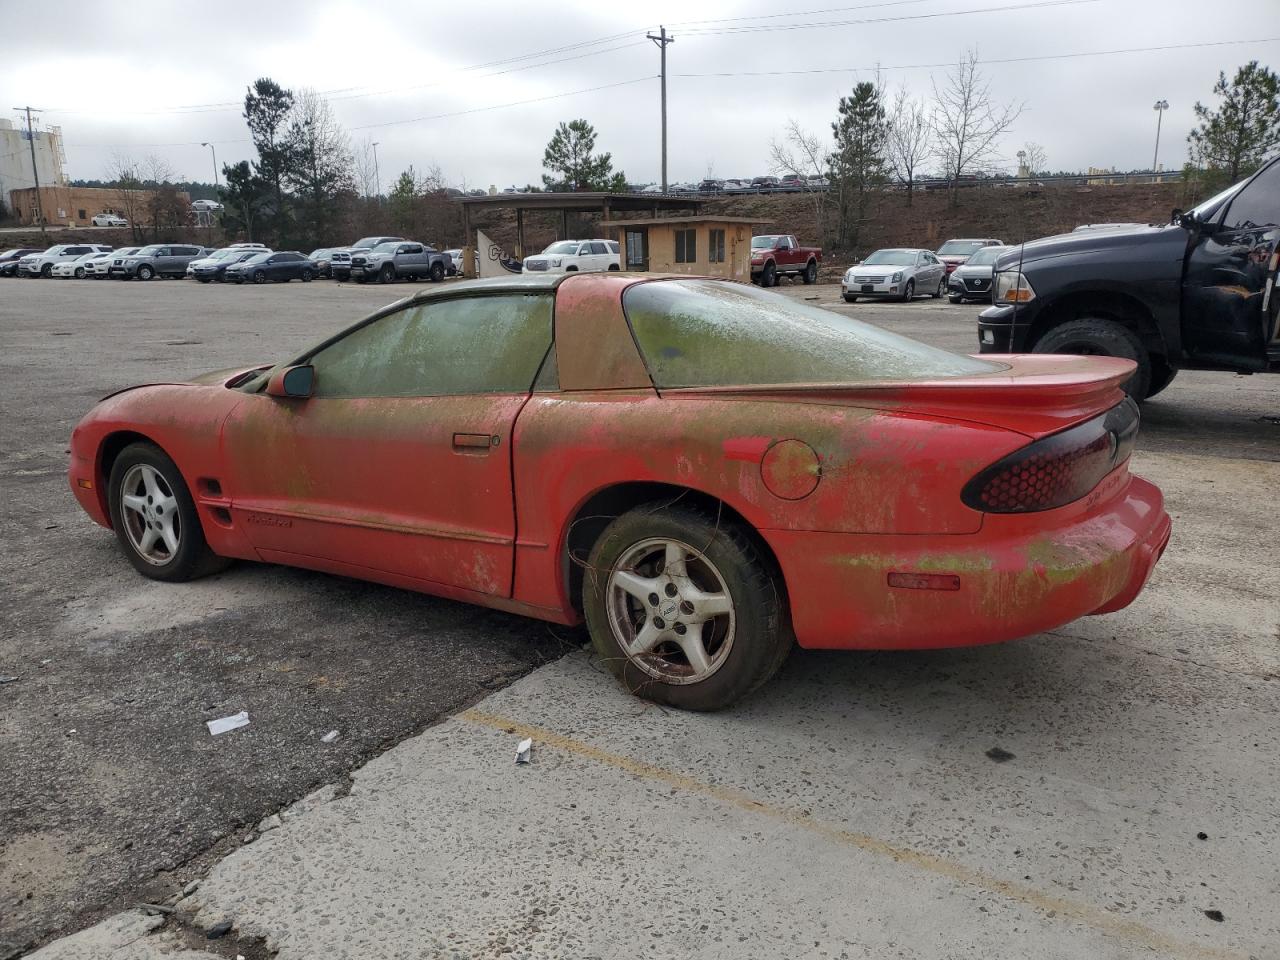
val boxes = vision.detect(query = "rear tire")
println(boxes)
[75,267,85,279]
[801,260,817,284]
[1032,317,1151,399]
[933,276,945,298]
[106,442,229,583]
[582,503,790,711]
[430,261,445,282]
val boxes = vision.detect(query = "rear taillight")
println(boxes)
[962,398,1139,513]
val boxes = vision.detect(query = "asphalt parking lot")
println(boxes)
[2,277,1278,959]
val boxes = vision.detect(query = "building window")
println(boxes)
[78,209,87,220]
[708,229,726,263]
[674,228,697,264]
[625,229,648,271]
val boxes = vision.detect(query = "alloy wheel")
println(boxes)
[119,463,181,565]
[605,537,735,685]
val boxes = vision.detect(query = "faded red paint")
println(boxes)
[67,273,1171,653]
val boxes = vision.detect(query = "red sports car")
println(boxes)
[69,274,1171,710]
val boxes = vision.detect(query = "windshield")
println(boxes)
[209,249,244,260]
[134,246,162,256]
[623,279,1000,388]
[542,241,579,255]
[309,249,330,259]
[371,241,401,253]
[352,237,390,249]
[239,253,270,264]
[750,237,779,249]
[963,246,1006,266]
[937,241,986,256]
[861,250,917,266]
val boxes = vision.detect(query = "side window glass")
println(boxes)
[310,294,554,398]
[576,245,590,256]
[1221,163,1280,230]
[589,242,608,255]
[532,343,559,392]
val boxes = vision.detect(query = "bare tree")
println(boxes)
[352,137,379,199]
[930,50,1024,203]
[106,154,148,241]
[1020,141,1047,177]
[769,119,827,244]
[885,84,933,204]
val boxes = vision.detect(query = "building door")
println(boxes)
[625,229,649,271]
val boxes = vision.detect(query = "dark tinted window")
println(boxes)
[674,229,696,264]
[403,244,423,255]
[1222,162,1280,230]
[589,242,608,255]
[277,253,300,262]
[66,247,89,255]
[309,294,553,398]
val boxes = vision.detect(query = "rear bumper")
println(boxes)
[765,471,1171,650]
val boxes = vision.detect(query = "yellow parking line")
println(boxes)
[462,708,1244,960]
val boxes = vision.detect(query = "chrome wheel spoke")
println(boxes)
[663,541,688,578]
[685,587,731,621]
[676,622,712,675]
[141,465,163,500]
[159,520,179,556]
[612,569,658,605]
[627,620,666,656]
[138,526,159,555]
[122,493,148,516]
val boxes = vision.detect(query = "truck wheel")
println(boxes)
[801,260,817,284]
[430,261,445,282]
[1032,318,1151,399]
[761,262,777,287]
[137,264,154,280]
[582,502,790,711]
[379,263,396,283]
[843,294,857,303]
[1145,359,1178,399]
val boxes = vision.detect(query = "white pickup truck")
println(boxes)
[523,239,620,273]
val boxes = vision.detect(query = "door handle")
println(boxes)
[452,432,495,451]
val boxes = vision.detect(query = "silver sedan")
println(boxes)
[841,248,947,302]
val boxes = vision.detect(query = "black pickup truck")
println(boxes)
[978,155,1280,400]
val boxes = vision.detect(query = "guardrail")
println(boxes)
[641,171,1183,197]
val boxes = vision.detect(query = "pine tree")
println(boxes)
[1187,61,1280,183]
[541,120,625,191]
[829,83,888,250]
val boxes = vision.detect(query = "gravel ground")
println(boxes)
[2,276,1276,958]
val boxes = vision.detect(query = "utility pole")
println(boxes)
[201,142,219,187]
[647,26,674,192]
[1152,99,1169,173]
[13,105,46,234]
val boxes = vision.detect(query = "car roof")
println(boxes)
[409,274,564,302]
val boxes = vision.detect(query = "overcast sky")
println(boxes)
[4,0,1276,189]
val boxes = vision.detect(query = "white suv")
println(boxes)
[523,239,620,273]
[17,244,114,278]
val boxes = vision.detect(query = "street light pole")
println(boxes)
[372,142,381,199]
[1152,100,1169,173]
[201,142,219,187]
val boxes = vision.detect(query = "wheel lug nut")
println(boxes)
[664,583,678,597]
[648,593,659,606]
[680,601,695,616]
[674,623,687,635]
[653,617,665,629]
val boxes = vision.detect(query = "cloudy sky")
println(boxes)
[4,0,1276,189]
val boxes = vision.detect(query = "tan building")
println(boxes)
[606,216,769,282]
[7,185,189,227]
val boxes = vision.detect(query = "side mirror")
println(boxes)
[266,364,314,399]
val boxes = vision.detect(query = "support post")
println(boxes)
[647,27,675,192]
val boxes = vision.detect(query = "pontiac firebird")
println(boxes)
[68,273,1171,710]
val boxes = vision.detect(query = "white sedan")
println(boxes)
[87,247,139,277]
[51,251,114,278]
[91,214,128,227]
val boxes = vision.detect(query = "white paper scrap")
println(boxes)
[321,730,339,743]
[515,737,533,764]
[207,711,250,736]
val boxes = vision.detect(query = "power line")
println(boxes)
[666,0,934,27]
[677,0,1099,36]
[673,36,1280,78]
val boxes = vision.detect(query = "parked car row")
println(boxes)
[837,238,1007,303]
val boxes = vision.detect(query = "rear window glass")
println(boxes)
[623,279,999,388]
[938,241,986,256]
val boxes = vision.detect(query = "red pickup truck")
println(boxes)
[750,234,822,286]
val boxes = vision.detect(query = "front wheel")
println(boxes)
[947,294,962,304]
[583,503,790,711]
[801,260,818,284]
[106,442,228,582]
[843,294,857,303]
[761,262,777,288]
[380,263,396,283]
[429,261,445,282]
[1032,317,1151,399]
[253,270,266,284]
[900,279,914,302]
[137,265,154,280]
[301,269,313,282]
